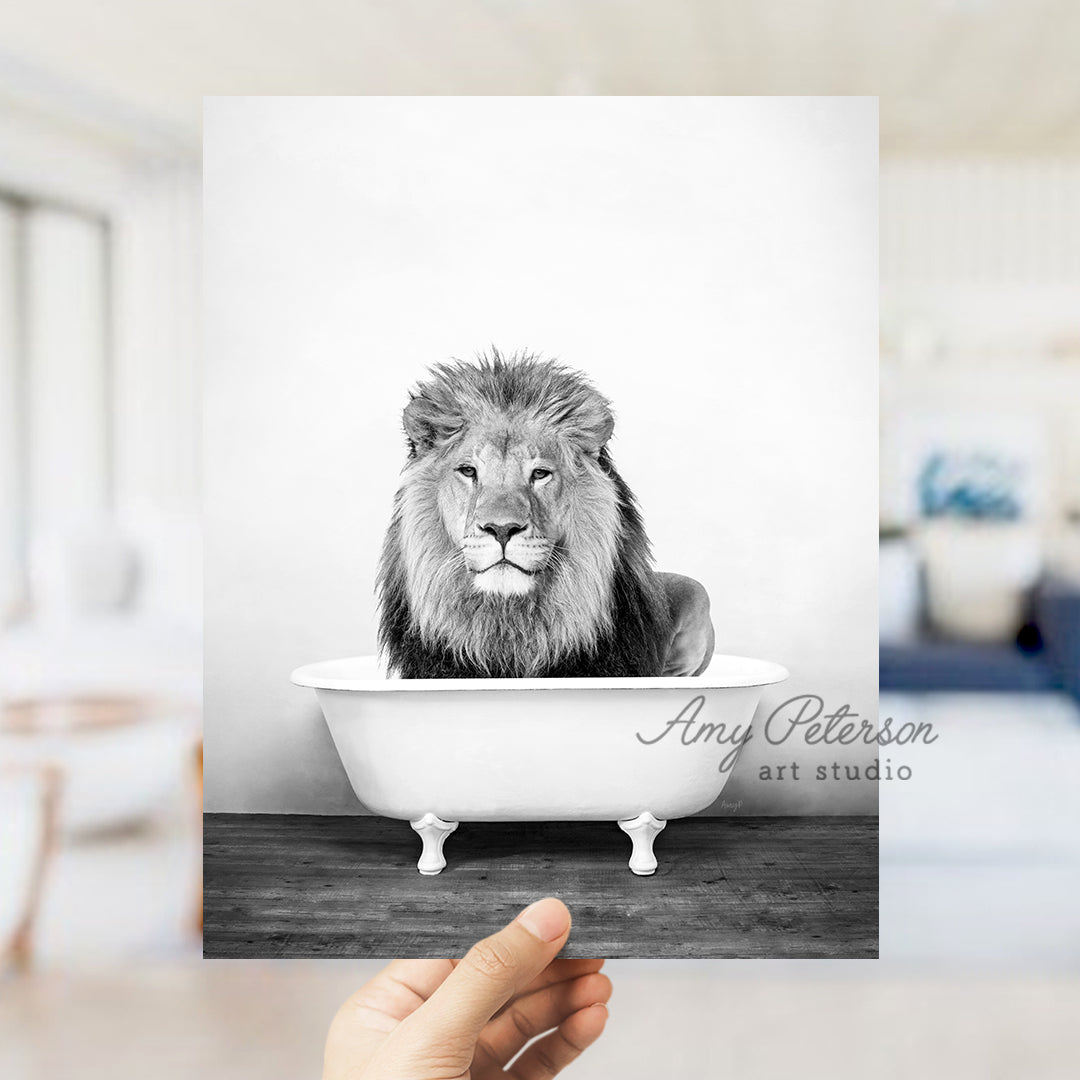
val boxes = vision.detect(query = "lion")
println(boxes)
[377,351,715,678]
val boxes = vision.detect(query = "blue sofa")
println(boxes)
[880,577,1080,700]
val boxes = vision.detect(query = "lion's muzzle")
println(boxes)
[462,523,553,595]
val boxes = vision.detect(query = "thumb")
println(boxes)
[401,897,571,1055]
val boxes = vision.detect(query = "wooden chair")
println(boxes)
[0,764,61,973]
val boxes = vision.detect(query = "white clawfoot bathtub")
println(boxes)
[292,656,788,875]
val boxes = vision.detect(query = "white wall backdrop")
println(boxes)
[204,96,878,815]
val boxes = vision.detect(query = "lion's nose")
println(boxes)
[480,522,527,547]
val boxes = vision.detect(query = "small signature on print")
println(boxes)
[635,693,938,780]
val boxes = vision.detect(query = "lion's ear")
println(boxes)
[403,395,463,455]
[570,400,615,455]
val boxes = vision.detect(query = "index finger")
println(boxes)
[489,958,606,1019]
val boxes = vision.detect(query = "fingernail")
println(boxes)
[517,897,570,942]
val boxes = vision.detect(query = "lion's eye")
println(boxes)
[530,468,552,483]
[456,465,477,479]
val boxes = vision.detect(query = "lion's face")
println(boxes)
[437,424,566,596]
[406,416,620,609]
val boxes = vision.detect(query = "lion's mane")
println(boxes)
[376,351,672,678]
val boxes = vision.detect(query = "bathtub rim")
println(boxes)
[291,653,789,692]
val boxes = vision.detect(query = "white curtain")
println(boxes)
[24,207,110,535]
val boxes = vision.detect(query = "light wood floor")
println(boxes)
[9,964,1080,1080]
[203,814,877,959]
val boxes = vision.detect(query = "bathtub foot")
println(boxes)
[618,811,667,876]
[410,813,458,875]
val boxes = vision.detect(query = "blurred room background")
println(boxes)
[0,20,203,976]
[878,162,1080,965]
[2,1,1079,1078]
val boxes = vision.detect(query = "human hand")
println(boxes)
[324,897,610,1079]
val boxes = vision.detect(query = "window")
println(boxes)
[0,191,112,622]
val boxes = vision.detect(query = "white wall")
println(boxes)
[881,160,1080,549]
[112,163,203,625]
[204,96,879,815]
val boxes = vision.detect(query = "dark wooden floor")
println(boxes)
[203,814,877,959]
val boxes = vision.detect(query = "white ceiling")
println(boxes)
[0,0,1078,157]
